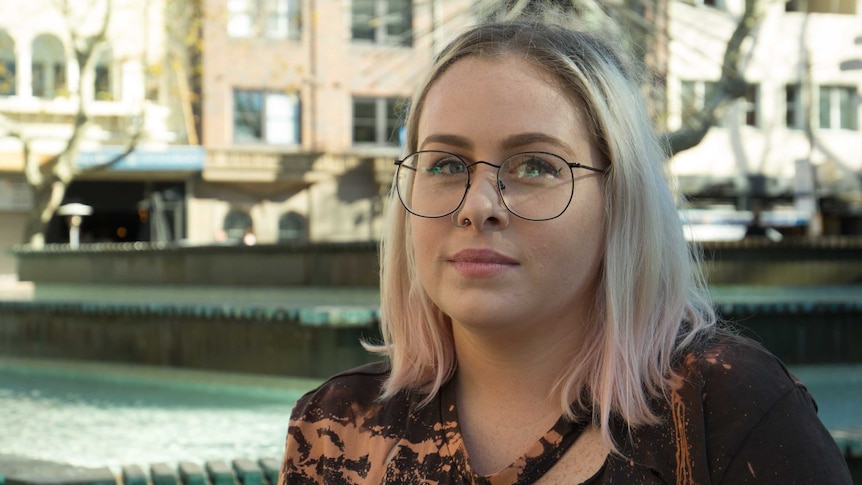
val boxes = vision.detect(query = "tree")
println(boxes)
[477,0,767,156]
[663,0,765,154]
[0,0,144,248]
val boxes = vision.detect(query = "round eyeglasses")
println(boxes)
[394,151,606,221]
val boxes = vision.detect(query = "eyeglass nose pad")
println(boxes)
[498,180,506,191]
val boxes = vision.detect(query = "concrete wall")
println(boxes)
[0,211,27,277]
[5,238,861,378]
[0,301,382,379]
[0,293,858,379]
[699,237,862,285]
[12,237,862,287]
[14,241,379,287]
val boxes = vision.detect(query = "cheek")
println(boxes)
[544,207,606,277]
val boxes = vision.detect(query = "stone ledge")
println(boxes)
[10,241,379,256]
[0,300,380,326]
[699,236,862,250]
[716,301,862,315]
[0,455,115,485]
[0,456,281,485]
[2,444,860,485]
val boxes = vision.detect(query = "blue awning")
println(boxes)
[77,146,204,172]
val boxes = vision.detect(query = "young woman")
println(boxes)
[279,18,851,484]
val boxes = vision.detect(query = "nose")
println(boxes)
[455,164,509,230]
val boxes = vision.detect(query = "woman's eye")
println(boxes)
[510,155,561,179]
[424,158,466,175]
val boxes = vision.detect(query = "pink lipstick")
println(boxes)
[448,249,518,277]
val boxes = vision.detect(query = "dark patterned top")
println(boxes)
[279,337,852,484]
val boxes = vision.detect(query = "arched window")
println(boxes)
[93,46,113,101]
[278,211,307,241]
[0,31,15,96]
[32,34,66,98]
[223,210,253,242]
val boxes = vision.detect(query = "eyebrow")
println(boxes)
[419,132,575,153]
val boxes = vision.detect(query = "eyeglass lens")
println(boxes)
[396,151,575,221]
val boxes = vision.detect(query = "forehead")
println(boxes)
[417,54,591,151]
[426,53,568,104]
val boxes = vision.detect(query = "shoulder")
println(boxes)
[290,360,395,423]
[282,361,431,484]
[674,334,851,483]
[680,334,802,408]
[611,336,805,478]
[675,334,816,449]
[289,360,425,444]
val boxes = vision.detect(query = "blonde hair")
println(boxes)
[365,18,716,452]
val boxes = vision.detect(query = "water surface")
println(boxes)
[0,359,317,471]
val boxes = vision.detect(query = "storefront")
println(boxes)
[46,146,204,245]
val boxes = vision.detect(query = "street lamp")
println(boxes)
[57,203,93,250]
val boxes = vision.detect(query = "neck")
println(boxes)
[451,320,586,476]
[451,317,585,406]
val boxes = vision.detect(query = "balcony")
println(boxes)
[203,146,323,184]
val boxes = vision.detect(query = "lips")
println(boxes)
[450,249,519,265]
[448,249,518,277]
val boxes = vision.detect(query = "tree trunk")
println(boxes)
[23,179,69,248]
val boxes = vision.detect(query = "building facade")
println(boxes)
[2,0,860,277]
[667,0,862,235]
[0,0,201,275]
[198,0,861,246]
[194,0,474,244]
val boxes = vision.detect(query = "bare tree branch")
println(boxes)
[81,128,144,175]
[664,0,764,155]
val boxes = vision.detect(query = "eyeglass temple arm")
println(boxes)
[570,162,606,174]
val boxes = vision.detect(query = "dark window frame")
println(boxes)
[352,96,407,146]
[351,0,413,47]
[233,88,302,144]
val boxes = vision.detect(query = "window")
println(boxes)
[785,0,855,14]
[266,0,302,39]
[227,0,256,37]
[680,80,718,127]
[742,83,758,127]
[95,66,110,100]
[786,84,802,129]
[223,210,253,242]
[53,63,66,94]
[233,89,301,144]
[0,31,14,96]
[228,0,301,39]
[786,84,858,131]
[681,80,758,128]
[352,0,412,47]
[819,85,858,130]
[0,61,13,96]
[85,48,117,101]
[32,34,66,98]
[278,211,307,241]
[352,97,406,145]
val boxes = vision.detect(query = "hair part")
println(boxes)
[364,17,716,454]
